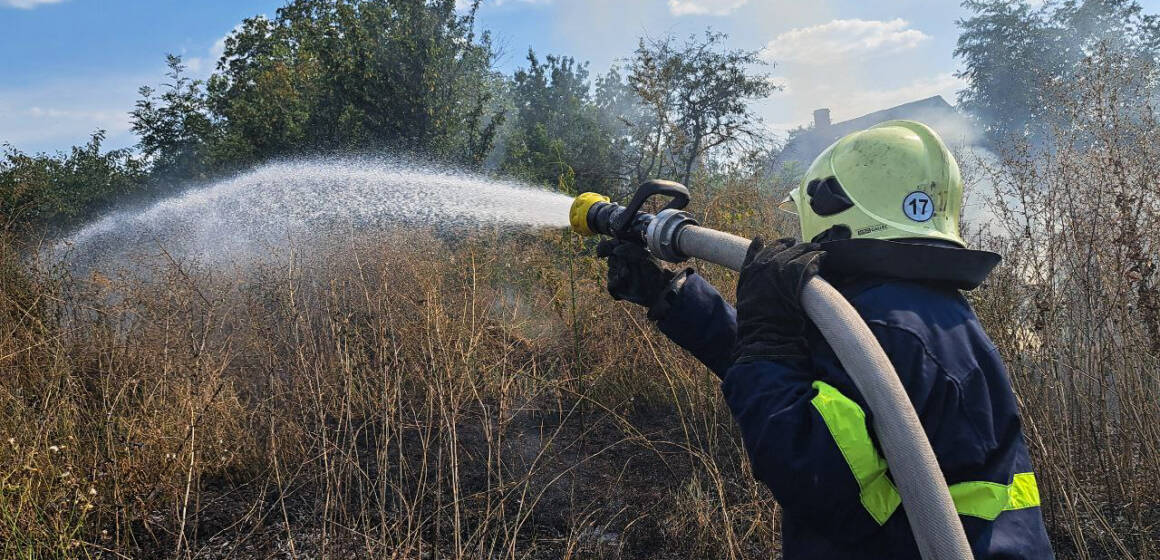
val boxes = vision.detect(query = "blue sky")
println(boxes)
[3,0,1157,155]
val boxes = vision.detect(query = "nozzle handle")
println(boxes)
[612,180,690,235]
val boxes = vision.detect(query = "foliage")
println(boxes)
[965,48,1160,556]
[625,31,776,188]
[0,225,780,558]
[955,0,1160,143]
[499,32,777,196]
[0,0,511,236]
[207,0,505,166]
[593,65,649,195]
[500,51,626,194]
[2,5,781,234]
[131,55,219,181]
[0,133,146,233]
[128,0,506,179]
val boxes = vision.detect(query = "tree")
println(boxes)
[627,31,776,188]
[0,132,145,233]
[208,0,505,165]
[131,55,219,181]
[956,0,1160,143]
[204,15,314,167]
[594,64,660,190]
[501,51,625,192]
[130,0,506,177]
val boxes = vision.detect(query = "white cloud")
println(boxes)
[763,18,931,64]
[667,0,748,16]
[23,106,130,127]
[184,24,242,78]
[1,0,65,8]
[0,75,142,153]
[183,57,209,75]
[210,31,231,62]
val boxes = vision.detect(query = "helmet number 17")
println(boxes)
[903,191,935,222]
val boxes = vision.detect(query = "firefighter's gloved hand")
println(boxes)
[733,237,825,365]
[596,239,674,308]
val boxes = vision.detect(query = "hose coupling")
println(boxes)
[646,208,698,263]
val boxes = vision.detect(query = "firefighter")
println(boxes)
[596,120,1054,558]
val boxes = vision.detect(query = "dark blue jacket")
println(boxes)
[656,272,1054,559]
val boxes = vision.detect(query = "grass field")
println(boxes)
[2,170,1157,559]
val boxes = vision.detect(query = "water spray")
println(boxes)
[570,182,974,560]
[54,158,575,272]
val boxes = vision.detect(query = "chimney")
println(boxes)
[813,108,831,130]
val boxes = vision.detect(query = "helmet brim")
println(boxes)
[778,191,798,215]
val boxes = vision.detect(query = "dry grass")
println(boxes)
[960,49,1160,560]
[3,82,1159,556]
[1,219,781,559]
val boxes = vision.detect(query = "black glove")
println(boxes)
[733,236,825,365]
[596,239,674,308]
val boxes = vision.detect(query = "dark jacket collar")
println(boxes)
[820,238,1001,291]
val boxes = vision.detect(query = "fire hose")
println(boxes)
[569,180,974,560]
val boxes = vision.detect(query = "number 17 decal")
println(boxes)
[903,191,934,222]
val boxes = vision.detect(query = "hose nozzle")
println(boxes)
[569,192,611,236]
[567,182,699,264]
[569,180,692,241]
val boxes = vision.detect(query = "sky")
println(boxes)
[3,0,1158,155]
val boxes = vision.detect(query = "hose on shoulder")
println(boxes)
[673,224,973,560]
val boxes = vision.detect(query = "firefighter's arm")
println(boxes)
[722,318,1000,536]
[653,271,737,378]
[722,237,895,532]
[593,235,738,377]
[722,358,889,535]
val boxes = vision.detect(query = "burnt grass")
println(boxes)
[128,401,741,559]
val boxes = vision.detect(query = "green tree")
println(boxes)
[956,0,1160,143]
[208,0,504,165]
[205,15,315,167]
[501,51,625,192]
[627,31,776,188]
[593,65,652,193]
[130,55,219,181]
[0,132,145,233]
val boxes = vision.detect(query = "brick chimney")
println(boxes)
[813,108,831,130]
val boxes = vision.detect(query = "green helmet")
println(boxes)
[782,120,965,246]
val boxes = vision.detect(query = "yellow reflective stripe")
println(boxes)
[810,381,902,525]
[949,473,1041,520]
[1004,472,1041,511]
[810,382,1042,524]
[949,480,1009,520]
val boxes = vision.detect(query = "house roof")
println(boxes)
[773,96,975,174]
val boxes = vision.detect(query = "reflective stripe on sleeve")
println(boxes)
[810,381,902,525]
[949,472,1042,520]
[809,381,1041,525]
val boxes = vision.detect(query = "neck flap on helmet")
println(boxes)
[820,238,1001,291]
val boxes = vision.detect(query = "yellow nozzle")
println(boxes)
[569,192,610,236]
